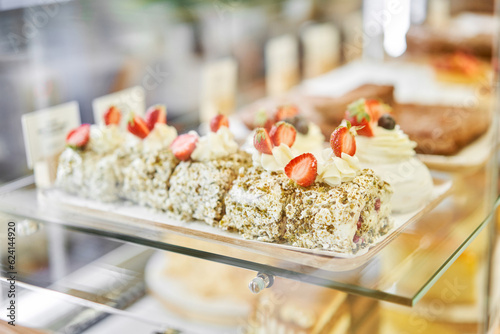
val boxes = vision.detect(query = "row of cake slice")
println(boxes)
[56,102,394,253]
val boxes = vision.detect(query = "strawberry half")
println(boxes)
[275,105,299,122]
[145,105,167,131]
[269,121,296,147]
[104,106,121,126]
[170,133,198,161]
[330,122,356,157]
[210,114,229,132]
[253,128,273,155]
[284,153,317,187]
[127,113,150,139]
[66,124,91,149]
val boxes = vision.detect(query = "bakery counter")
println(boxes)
[0,159,497,307]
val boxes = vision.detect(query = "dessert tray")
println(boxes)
[38,176,452,264]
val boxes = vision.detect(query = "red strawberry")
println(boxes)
[284,153,317,187]
[145,105,167,131]
[254,109,274,132]
[365,99,390,122]
[253,128,273,155]
[127,113,150,139]
[330,122,356,157]
[66,124,91,149]
[345,98,391,137]
[210,114,229,132]
[104,106,121,126]
[344,111,374,137]
[275,105,299,122]
[170,133,198,161]
[269,121,296,147]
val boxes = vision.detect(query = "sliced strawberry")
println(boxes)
[104,106,121,126]
[210,114,229,132]
[269,121,296,147]
[253,128,273,155]
[127,113,150,139]
[66,124,91,149]
[284,153,317,187]
[330,122,356,157]
[145,105,167,131]
[170,133,198,161]
[275,105,299,122]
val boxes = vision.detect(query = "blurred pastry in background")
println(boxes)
[248,277,350,334]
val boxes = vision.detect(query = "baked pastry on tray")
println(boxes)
[121,105,179,210]
[166,115,251,225]
[221,122,393,253]
[56,106,126,202]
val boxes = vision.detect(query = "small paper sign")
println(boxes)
[302,23,340,78]
[200,58,238,123]
[265,34,299,96]
[92,86,146,126]
[22,101,81,169]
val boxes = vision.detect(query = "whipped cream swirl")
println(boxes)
[316,149,361,186]
[143,123,178,153]
[252,144,296,172]
[292,123,325,153]
[191,127,238,162]
[88,125,124,154]
[356,125,416,164]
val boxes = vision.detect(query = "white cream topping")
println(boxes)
[143,123,178,153]
[252,143,296,172]
[361,158,433,213]
[356,125,416,164]
[315,149,361,186]
[292,123,325,153]
[88,125,124,154]
[191,126,238,162]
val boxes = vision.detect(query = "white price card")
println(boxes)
[22,101,81,169]
[302,23,340,78]
[92,86,146,126]
[265,34,299,96]
[200,58,237,123]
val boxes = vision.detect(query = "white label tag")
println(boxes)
[21,101,81,169]
[265,34,299,96]
[200,58,238,123]
[303,23,340,78]
[92,86,146,126]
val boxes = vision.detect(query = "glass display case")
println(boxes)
[0,0,499,333]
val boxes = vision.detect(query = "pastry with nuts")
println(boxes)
[166,114,251,225]
[120,105,179,210]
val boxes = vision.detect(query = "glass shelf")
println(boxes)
[0,160,497,307]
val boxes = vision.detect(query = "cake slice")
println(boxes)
[220,167,293,242]
[120,106,179,210]
[166,116,251,225]
[56,108,127,202]
[285,169,392,253]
